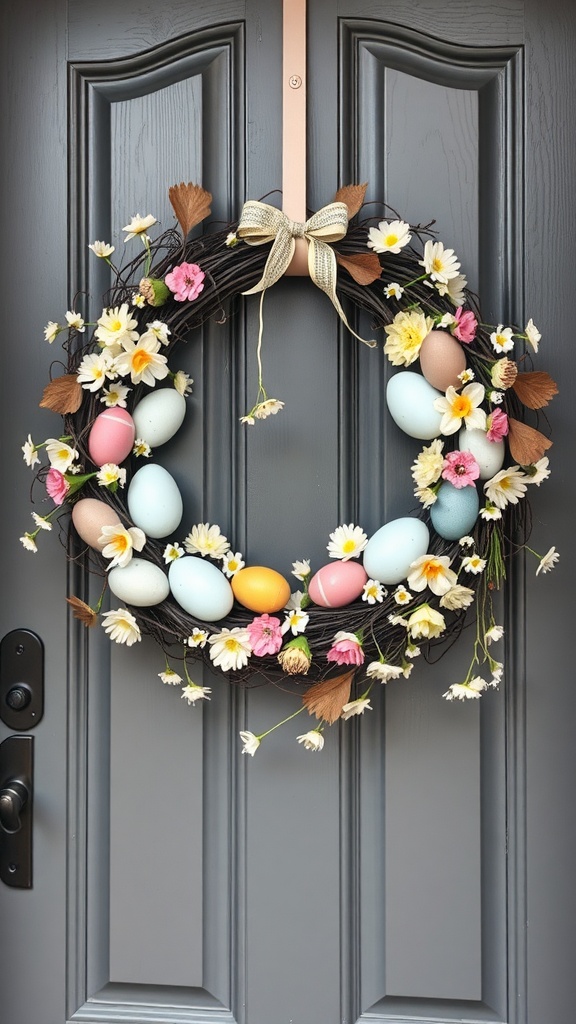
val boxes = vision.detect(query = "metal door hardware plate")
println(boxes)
[0,629,44,730]
[0,735,33,888]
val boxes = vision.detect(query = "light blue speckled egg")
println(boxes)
[363,517,430,584]
[169,556,234,622]
[386,371,444,439]
[430,481,480,540]
[127,464,183,539]
[132,389,187,448]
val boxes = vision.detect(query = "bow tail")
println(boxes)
[308,239,377,349]
[242,226,296,296]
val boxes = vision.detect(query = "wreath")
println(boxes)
[21,182,558,754]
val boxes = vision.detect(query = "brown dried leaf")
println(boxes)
[40,375,83,414]
[168,182,212,237]
[512,371,558,409]
[508,418,553,465]
[334,182,368,219]
[66,596,98,627]
[336,251,382,286]
[302,670,355,724]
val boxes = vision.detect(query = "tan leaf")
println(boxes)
[66,596,98,627]
[40,375,83,414]
[302,669,355,724]
[512,371,558,409]
[508,418,552,465]
[168,182,212,237]
[336,251,382,286]
[334,182,368,219]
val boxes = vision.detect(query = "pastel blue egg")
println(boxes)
[169,556,234,622]
[430,481,480,540]
[363,517,430,584]
[127,464,183,539]
[132,389,187,448]
[108,558,170,606]
[386,371,444,439]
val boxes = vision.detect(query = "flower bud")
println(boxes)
[139,277,170,307]
[277,635,312,675]
[491,357,518,390]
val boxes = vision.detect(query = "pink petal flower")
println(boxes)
[246,614,283,657]
[165,262,206,302]
[452,307,477,343]
[486,407,509,443]
[327,636,365,666]
[441,450,480,488]
[46,467,70,505]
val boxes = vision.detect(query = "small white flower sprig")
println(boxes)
[20,182,559,754]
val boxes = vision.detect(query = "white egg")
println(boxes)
[132,389,187,448]
[386,371,444,439]
[127,464,183,538]
[458,427,505,480]
[108,558,170,606]
[363,517,430,584]
[169,556,234,621]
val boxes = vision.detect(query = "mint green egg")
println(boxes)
[430,481,480,540]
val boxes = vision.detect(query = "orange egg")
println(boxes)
[419,330,467,391]
[72,497,122,550]
[231,566,291,614]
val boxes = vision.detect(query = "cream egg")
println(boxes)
[108,558,170,606]
[458,427,505,480]
[132,389,187,448]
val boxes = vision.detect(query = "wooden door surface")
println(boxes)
[1,1,574,1022]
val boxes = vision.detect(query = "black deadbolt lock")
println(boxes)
[0,630,44,730]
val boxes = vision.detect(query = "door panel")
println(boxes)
[1,2,574,1023]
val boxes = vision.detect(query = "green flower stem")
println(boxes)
[142,235,153,278]
[257,706,306,742]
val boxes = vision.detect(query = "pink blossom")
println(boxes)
[486,407,509,443]
[441,450,480,488]
[327,631,365,667]
[452,307,477,343]
[246,614,283,657]
[165,262,205,302]
[46,468,70,505]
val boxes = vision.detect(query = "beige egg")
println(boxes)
[419,330,467,391]
[72,497,122,551]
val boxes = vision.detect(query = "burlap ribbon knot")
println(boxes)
[236,200,376,347]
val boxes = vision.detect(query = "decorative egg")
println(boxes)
[430,481,480,540]
[88,407,135,467]
[108,558,170,606]
[363,517,430,584]
[132,389,187,448]
[308,560,368,608]
[458,427,505,480]
[71,497,122,550]
[169,556,234,621]
[127,464,183,538]
[386,372,444,439]
[419,330,467,391]
[231,566,291,614]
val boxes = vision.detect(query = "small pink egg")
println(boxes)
[308,561,368,608]
[88,408,136,467]
[419,330,467,391]
[72,497,122,550]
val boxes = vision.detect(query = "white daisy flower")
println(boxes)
[100,383,131,407]
[480,504,502,521]
[44,321,61,344]
[281,608,309,635]
[132,293,145,308]
[524,457,550,486]
[45,438,80,474]
[88,240,115,258]
[31,512,52,531]
[181,683,212,705]
[458,368,475,385]
[239,730,260,755]
[96,463,126,488]
[184,523,230,559]
[173,370,193,396]
[297,731,324,751]
[459,535,475,547]
[420,239,461,284]
[367,219,411,254]
[365,660,404,682]
[209,628,252,672]
[443,676,487,700]
[362,579,386,604]
[101,608,141,646]
[158,668,183,685]
[20,533,38,553]
[536,546,559,575]
[439,584,475,610]
[384,282,404,299]
[393,586,413,605]
[77,350,116,392]
[292,559,311,581]
[484,466,528,509]
[461,553,487,574]
[95,303,139,350]
[485,625,504,644]
[163,542,184,563]
[524,318,541,352]
[490,324,514,354]
[438,272,468,306]
[114,336,169,387]
[22,435,40,468]
[327,523,368,561]
[341,697,373,720]
[221,551,245,577]
[411,438,444,488]
[188,628,210,648]
[122,213,157,242]
[65,310,85,332]
[133,439,152,457]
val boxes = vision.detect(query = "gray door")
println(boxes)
[1,1,574,1022]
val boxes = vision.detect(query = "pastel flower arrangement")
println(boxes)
[20,183,559,754]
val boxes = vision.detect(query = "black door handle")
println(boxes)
[0,778,29,833]
[0,736,33,887]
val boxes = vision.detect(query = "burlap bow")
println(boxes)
[236,200,376,347]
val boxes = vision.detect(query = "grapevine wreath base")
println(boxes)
[21,182,558,751]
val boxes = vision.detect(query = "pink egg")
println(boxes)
[308,561,368,608]
[419,330,467,391]
[72,497,122,550]
[88,408,136,467]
